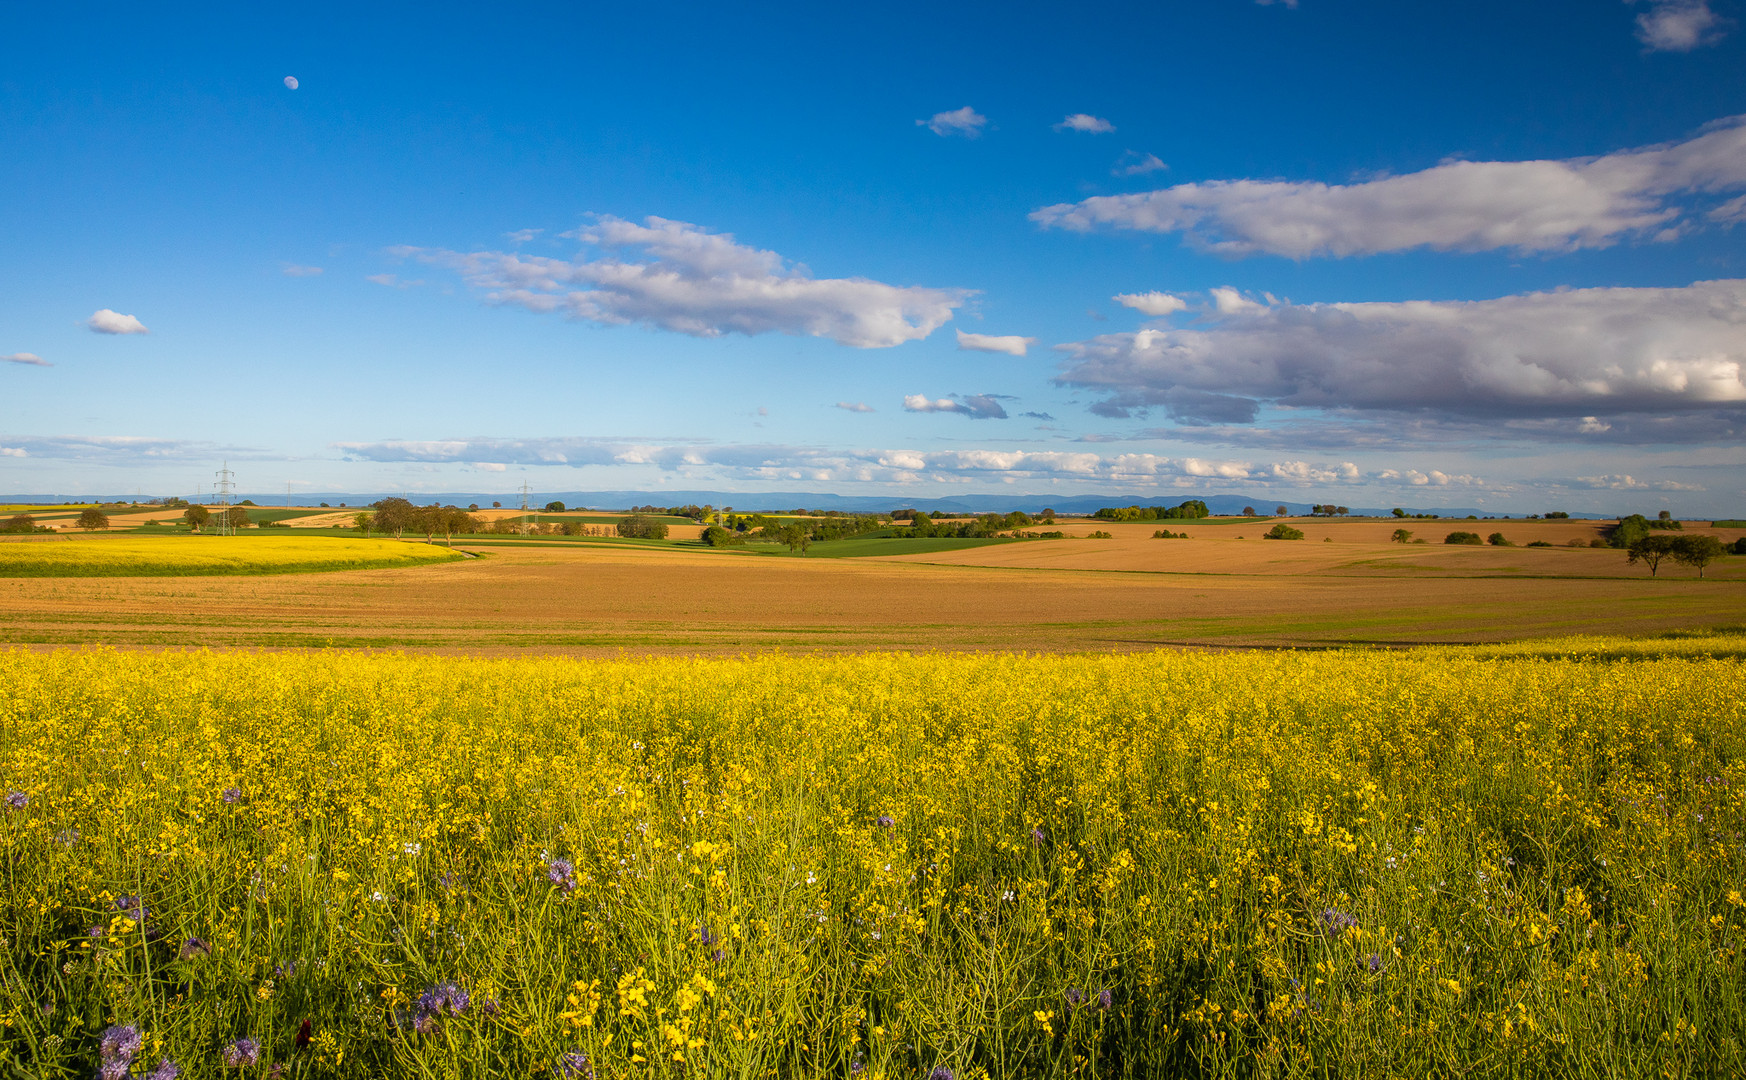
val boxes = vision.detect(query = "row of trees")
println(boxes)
[1094,500,1209,521]
[1627,534,1731,578]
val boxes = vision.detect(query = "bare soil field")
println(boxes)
[3,537,1740,654]
[875,518,1746,578]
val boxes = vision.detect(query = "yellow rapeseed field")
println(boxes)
[1,643,1742,1077]
[0,535,462,577]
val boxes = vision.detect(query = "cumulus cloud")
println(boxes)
[3,353,51,367]
[1569,473,1704,491]
[835,401,875,413]
[281,264,324,277]
[333,434,1295,487]
[956,330,1036,356]
[1056,114,1114,133]
[1113,291,1189,317]
[1635,0,1727,51]
[1376,468,1484,487]
[0,446,25,457]
[903,393,1011,419]
[0,435,226,461]
[86,309,148,334]
[395,216,966,349]
[1032,115,1746,257]
[918,107,988,138]
[1113,151,1167,177]
[1056,278,1746,424]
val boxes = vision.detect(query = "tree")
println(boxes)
[353,511,373,535]
[183,505,210,532]
[701,525,744,547]
[1735,537,1746,556]
[1487,532,1511,546]
[777,522,812,553]
[225,506,249,531]
[617,514,669,540]
[1264,523,1305,540]
[77,508,110,530]
[1626,534,1677,576]
[1242,506,1256,516]
[1039,508,1056,524]
[1391,528,1413,543]
[371,498,416,538]
[3,513,35,534]
[544,501,565,513]
[1671,534,1727,578]
[1276,506,1289,517]
[1392,508,1407,518]
[1444,532,1484,545]
[439,508,479,546]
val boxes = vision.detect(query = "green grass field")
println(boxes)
[0,535,464,577]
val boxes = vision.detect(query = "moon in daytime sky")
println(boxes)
[283,75,298,89]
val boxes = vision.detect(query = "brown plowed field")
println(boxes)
[4,523,1741,654]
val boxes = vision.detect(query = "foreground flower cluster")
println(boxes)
[0,642,1742,1076]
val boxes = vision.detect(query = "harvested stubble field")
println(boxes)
[0,645,1742,1078]
[1,531,1742,652]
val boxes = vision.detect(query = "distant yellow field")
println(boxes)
[0,534,463,576]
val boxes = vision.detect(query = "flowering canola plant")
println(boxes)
[0,642,1742,1077]
[0,535,460,577]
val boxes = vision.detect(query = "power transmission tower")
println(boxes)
[214,463,236,536]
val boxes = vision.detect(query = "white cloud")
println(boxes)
[1113,291,1189,317]
[366,273,423,288]
[1056,278,1746,422]
[918,107,988,138]
[0,447,24,457]
[3,353,51,367]
[956,330,1036,356]
[835,401,875,413]
[506,229,543,243]
[1055,114,1114,134]
[1635,0,1727,51]
[0,435,224,461]
[396,216,966,349]
[86,309,148,334]
[902,393,1011,419]
[1032,115,1746,257]
[475,461,508,472]
[1570,473,1704,491]
[1208,287,1270,315]
[1255,0,1298,7]
[1113,152,1167,177]
[281,264,324,277]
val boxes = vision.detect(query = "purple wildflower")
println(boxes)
[1318,908,1358,936]
[113,895,148,923]
[98,1024,141,1065]
[875,814,895,828]
[1366,953,1384,973]
[1064,988,1086,1008]
[556,1050,595,1079]
[413,980,470,1032]
[101,1062,130,1080]
[1096,988,1113,1010]
[222,1037,260,1068]
[546,858,577,893]
[1031,826,1046,846]
[179,937,212,960]
[929,1068,956,1080]
[221,787,243,805]
[145,1059,182,1080]
[4,790,26,810]
[698,924,718,947]
[850,1057,866,1074]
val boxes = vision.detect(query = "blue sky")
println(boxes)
[4,0,1744,513]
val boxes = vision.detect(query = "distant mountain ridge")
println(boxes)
[2,490,1624,519]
